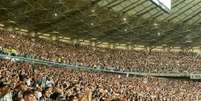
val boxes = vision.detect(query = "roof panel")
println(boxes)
[2,0,201,46]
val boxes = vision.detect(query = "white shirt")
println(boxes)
[46,80,54,87]
[0,92,13,101]
[35,91,42,100]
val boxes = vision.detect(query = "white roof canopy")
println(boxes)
[152,0,171,12]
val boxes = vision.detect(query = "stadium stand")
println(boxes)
[1,0,201,101]
[0,30,201,100]
[0,30,201,74]
[1,59,201,101]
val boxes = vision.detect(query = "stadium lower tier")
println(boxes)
[0,30,201,73]
[0,59,201,101]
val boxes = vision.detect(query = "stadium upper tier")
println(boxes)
[0,30,201,73]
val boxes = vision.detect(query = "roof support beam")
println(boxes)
[167,0,201,22]
[134,4,156,17]
[108,0,127,9]
[182,9,201,23]
[191,15,201,24]
[162,0,199,21]
[91,0,103,5]
[100,0,118,8]
[119,0,141,13]
[122,0,147,14]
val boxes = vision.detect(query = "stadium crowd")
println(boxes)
[0,30,201,101]
[1,59,201,101]
[0,30,201,73]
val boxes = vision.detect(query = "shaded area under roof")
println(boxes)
[0,0,201,48]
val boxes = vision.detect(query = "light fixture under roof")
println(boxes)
[185,40,192,43]
[20,29,28,32]
[153,23,158,26]
[8,20,16,24]
[0,24,5,27]
[52,31,59,34]
[14,27,19,30]
[91,38,97,40]
[157,32,161,36]
[54,13,58,17]
[153,23,159,28]
[91,9,95,13]
[124,29,128,32]
[123,17,127,21]
[90,23,94,26]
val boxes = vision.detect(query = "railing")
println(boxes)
[0,53,194,78]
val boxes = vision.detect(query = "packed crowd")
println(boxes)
[1,30,201,101]
[1,59,201,101]
[0,30,201,73]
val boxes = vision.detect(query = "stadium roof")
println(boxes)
[1,0,201,47]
